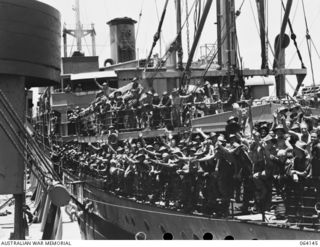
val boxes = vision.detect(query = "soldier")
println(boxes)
[285,121,311,145]
[285,141,311,218]
[225,116,241,136]
[152,93,161,129]
[240,86,251,101]
[150,152,179,207]
[258,124,269,138]
[139,91,153,129]
[250,131,271,211]
[94,78,116,98]
[159,91,172,129]
[271,149,288,198]
[114,94,125,130]
[171,88,191,128]
[310,143,320,201]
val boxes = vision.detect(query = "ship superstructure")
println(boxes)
[32,0,320,241]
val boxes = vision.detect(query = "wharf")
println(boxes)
[0,199,81,240]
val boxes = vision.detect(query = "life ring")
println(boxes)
[104,58,114,67]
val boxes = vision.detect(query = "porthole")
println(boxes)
[163,232,173,240]
[203,232,213,240]
[224,235,234,240]
[135,232,146,240]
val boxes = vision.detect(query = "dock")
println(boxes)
[0,197,81,240]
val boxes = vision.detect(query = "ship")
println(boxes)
[34,0,320,240]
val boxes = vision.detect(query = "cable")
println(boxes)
[290,0,300,25]
[0,118,47,189]
[202,1,246,79]
[147,0,198,81]
[0,108,53,183]
[310,39,320,61]
[144,0,170,71]
[287,3,320,67]
[154,0,160,22]
[302,0,316,91]
[0,90,61,182]
[249,0,278,66]
[281,0,306,69]
[153,0,166,55]
[135,0,145,42]
[236,0,246,16]
[185,0,190,55]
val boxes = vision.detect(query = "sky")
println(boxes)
[38,0,320,96]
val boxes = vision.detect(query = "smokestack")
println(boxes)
[107,17,137,64]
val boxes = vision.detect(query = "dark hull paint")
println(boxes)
[64,172,320,240]
[78,209,134,240]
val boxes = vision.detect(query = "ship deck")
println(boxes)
[63,170,320,240]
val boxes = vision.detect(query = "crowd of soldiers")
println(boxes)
[54,102,320,220]
[68,79,247,136]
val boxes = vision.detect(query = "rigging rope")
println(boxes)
[0,90,61,183]
[291,0,299,25]
[144,0,169,71]
[0,117,47,189]
[302,0,316,91]
[153,0,164,55]
[135,0,145,42]
[287,3,320,67]
[281,0,305,69]
[310,38,320,61]
[147,0,197,81]
[248,0,278,67]
[194,0,201,39]
[202,1,245,79]
[185,0,190,55]
[236,0,246,16]
[265,0,269,62]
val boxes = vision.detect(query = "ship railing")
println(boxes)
[61,159,320,227]
[75,106,178,135]
[251,98,298,106]
[77,104,227,134]
[72,97,311,136]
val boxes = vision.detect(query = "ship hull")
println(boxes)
[64,172,320,240]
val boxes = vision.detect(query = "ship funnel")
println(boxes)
[107,17,137,64]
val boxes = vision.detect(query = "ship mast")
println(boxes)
[216,0,237,70]
[143,0,306,97]
[256,0,268,69]
[176,0,183,71]
[184,0,213,75]
[273,0,293,98]
[75,0,83,52]
[63,0,96,57]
